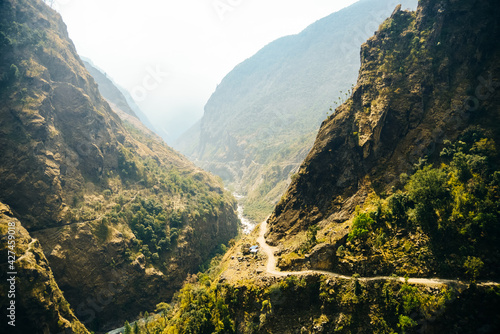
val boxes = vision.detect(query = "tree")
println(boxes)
[388,192,409,224]
[155,302,171,322]
[398,315,417,334]
[9,64,19,82]
[133,321,139,334]
[406,165,449,231]
[124,321,132,334]
[307,225,320,245]
[143,311,151,334]
[347,213,373,242]
[407,165,448,205]
[464,256,484,283]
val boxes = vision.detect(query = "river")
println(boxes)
[234,193,257,234]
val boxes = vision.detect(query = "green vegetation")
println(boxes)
[126,269,500,334]
[347,213,373,242]
[341,131,500,279]
[463,256,484,283]
[298,224,320,254]
[66,156,234,267]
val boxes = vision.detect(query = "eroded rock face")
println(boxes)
[29,202,238,330]
[308,244,337,271]
[267,0,500,243]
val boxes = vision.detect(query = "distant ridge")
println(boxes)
[82,57,159,135]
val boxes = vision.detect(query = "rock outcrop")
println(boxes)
[267,0,500,244]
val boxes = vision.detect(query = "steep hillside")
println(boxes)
[130,219,500,334]
[0,0,238,331]
[176,0,418,222]
[82,59,138,118]
[0,203,90,334]
[267,0,500,279]
[82,58,158,135]
[140,275,500,333]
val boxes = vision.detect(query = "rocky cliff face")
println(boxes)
[139,1,500,332]
[0,0,122,228]
[71,0,499,332]
[0,0,238,331]
[267,0,500,244]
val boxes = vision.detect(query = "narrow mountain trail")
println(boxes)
[27,191,141,234]
[257,220,499,287]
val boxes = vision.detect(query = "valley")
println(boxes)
[0,0,238,332]
[176,0,419,223]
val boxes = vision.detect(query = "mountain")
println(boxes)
[176,0,418,222]
[138,0,500,333]
[0,0,238,331]
[82,57,159,135]
[266,0,500,280]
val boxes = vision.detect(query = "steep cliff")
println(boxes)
[267,0,500,262]
[176,0,418,222]
[0,0,238,331]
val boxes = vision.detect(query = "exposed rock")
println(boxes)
[176,0,418,223]
[308,244,337,271]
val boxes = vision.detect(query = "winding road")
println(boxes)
[257,220,499,287]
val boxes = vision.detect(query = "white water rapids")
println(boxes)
[233,193,257,234]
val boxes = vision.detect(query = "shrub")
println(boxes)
[9,64,20,82]
[406,165,449,231]
[103,189,112,199]
[348,213,374,242]
[463,256,484,282]
[388,192,409,224]
[398,315,417,334]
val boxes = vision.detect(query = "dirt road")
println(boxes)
[257,220,499,287]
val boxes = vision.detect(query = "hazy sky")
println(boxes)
[52,0,359,142]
